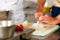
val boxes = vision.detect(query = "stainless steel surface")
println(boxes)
[0,25,15,39]
[0,11,7,20]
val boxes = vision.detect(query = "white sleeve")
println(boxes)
[9,0,25,24]
[0,0,18,11]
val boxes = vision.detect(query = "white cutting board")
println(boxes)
[32,25,59,37]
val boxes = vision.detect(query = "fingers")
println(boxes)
[35,11,44,20]
[35,14,40,20]
[39,15,49,24]
[38,15,56,25]
[39,16,48,21]
[41,20,48,23]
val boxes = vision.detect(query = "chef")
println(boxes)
[0,0,25,24]
[35,0,60,25]
[35,0,60,36]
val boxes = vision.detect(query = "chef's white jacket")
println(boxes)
[0,0,25,24]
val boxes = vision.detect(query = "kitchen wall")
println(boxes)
[26,0,37,3]
[25,0,54,6]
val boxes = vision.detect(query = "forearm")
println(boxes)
[52,19,60,25]
[55,14,60,24]
[37,0,46,12]
[52,15,60,24]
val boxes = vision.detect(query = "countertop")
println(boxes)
[0,28,35,40]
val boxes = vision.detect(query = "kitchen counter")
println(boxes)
[31,30,60,40]
[44,32,60,40]
[0,28,35,40]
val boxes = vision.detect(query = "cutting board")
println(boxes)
[32,25,59,37]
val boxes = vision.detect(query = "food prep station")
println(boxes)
[0,0,60,40]
[0,9,60,40]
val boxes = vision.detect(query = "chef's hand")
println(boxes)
[35,11,43,20]
[39,15,56,25]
